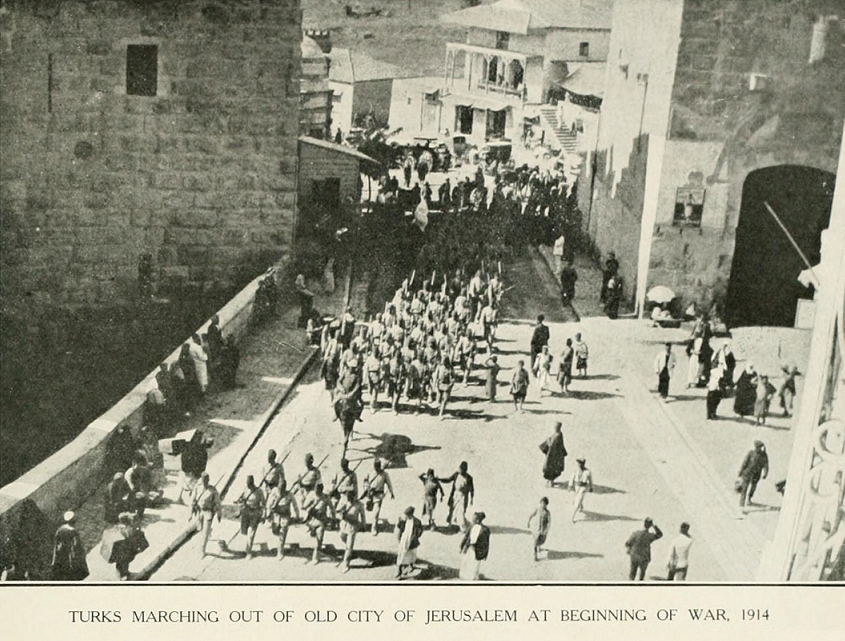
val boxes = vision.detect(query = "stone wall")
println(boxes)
[0,269,268,575]
[0,0,301,321]
[648,0,845,311]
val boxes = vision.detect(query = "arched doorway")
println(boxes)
[725,165,835,328]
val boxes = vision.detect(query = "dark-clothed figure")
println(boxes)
[179,432,212,504]
[601,251,619,302]
[441,461,475,533]
[605,275,622,319]
[51,512,89,581]
[540,421,568,487]
[734,365,758,417]
[559,260,578,304]
[625,518,663,581]
[654,343,676,400]
[737,440,769,508]
[105,472,131,524]
[100,512,148,581]
[529,315,550,373]
[219,336,240,390]
[439,178,451,211]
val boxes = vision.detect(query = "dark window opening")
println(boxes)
[496,31,509,50]
[579,42,590,57]
[311,178,341,210]
[487,57,498,83]
[457,105,473,134]
[126,44,158,96]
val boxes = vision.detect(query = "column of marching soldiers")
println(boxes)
[192,267,505,576]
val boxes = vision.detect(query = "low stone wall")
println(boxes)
[0,271,271,562]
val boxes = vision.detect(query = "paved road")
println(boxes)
[152,252,788,582]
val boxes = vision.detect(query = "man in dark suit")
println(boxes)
[625,517,663,580]
[529,314,550,374]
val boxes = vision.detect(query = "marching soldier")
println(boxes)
[191,472,222,557]
[266,481,299,560]
[301,483,335,565]
[362,459,395,536]
[259,449,285,493]
[337,490,367,573]
[329,458,359,508]
[297,453,322,505]
[234,475,265,559]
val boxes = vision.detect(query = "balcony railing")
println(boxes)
[442,42,537,104]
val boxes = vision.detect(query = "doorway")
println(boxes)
[486,109,506,139]
[725,165,834,327]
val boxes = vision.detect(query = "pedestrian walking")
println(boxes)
[442,461,475,533]
[605,274,622,319]
[654,343,676,401]
[301,483,335,565]
[396,506,424,578]
[484,355,501,402]
[600,251,619,303]
[540,422,568,487]
[569,458,593,522]
[529,315,550,373]
[534,344,553,395]
[362,459,395,536]
[459,512,490,581]
[734,364,758,418]
[527,498,551,562]
[706,367,724,420]
[51,512,89,581]
[434,358,455,419]
[573,333,589,377]
[511,360,530,412]
[778,365,800,417]
[558,339,574,394]
[737,440,769,509]
[666,522,693,581]
[234,475,265,559]
[754,375,776,425]
[625,517,663,581]
[191,472,222,557]
[419,469,445,529]
[337,490,366,573]
[100,512,148,581]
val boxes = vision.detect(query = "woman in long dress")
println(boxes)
[540,422,567,487]
[733,364,758,417]
[484,355,501,401]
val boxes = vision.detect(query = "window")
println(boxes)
[456,105,473,134]
[579,42,590,57]
[495,31,509,50]
[126,44,158,96]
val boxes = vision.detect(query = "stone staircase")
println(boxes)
[538,105,580,154]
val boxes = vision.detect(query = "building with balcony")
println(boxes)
[437,0,612,147]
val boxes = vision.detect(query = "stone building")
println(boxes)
[300,31,332,140]
[0,0,302,323]
[579,0,844,327]
[439,0,612,148]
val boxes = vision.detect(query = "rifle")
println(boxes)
[258,451,291,490]
[328,459,364,500]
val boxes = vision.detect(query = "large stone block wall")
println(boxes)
[0,0,301,321]
[648,0,844,310]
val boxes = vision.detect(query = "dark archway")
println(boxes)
[725,165,834,328]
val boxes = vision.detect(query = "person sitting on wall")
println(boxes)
[105,472,131,524]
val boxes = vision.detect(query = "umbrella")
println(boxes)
[647,285,676,304]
